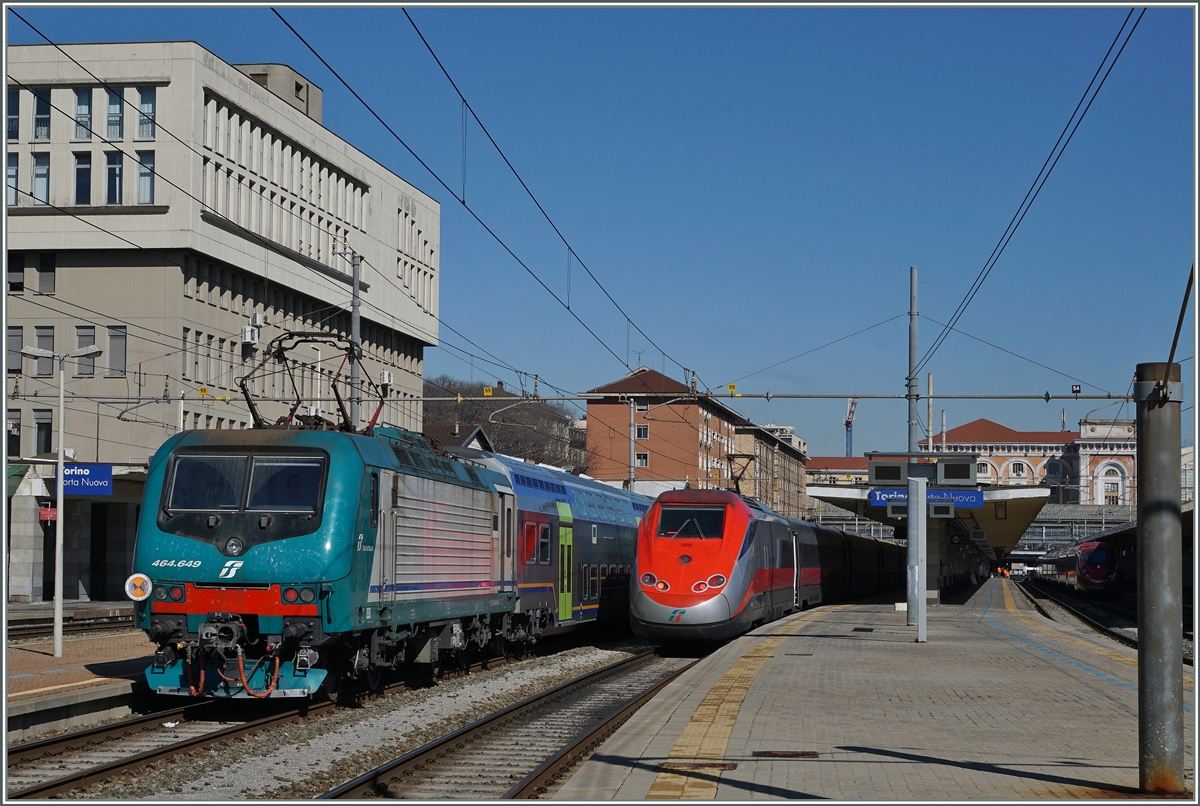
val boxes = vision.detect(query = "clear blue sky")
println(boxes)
[7,5,1195,456]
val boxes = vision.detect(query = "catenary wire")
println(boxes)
[915,8,1145,377]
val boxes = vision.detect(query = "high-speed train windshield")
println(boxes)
[656,505,726,539]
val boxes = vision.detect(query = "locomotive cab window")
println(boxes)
[247,457,325,513]
[168,455,246,510]
[657,505,725,538]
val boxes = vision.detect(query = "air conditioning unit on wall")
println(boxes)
[241,326,259,345]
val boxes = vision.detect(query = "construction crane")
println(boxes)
[844,398,858,457]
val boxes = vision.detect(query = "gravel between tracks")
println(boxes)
[61,642,650,800]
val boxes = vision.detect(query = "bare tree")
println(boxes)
[423,375,587,471]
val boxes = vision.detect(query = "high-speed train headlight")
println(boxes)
[692,581,709,593]
[707,574,727,588]
[125,573,153,601]
[654,580,670,592]
[640,573,657,587]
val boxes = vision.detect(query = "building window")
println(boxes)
[976,462,989,475]
[137,87,155,138]
[6,153,17,205]
[36,253,55,294]
[34,326,53,376]
[1011,462,1025,477]
[33,89,50,141]
[1104,481,1120,506]
[1047,461,1060,475]
[34,409,52,456]
[635,398,648,412]
[7,326,22,375]
[106,326,126,377]
[636,452,649,468]
[75,326,95,375]
[7,409,20,457]
[31,152,48,204]
[193,330,200,381]
[74,88,92,140]
[106,151,122,204]
[137,151,154,203]
[74,152,91,205]
[106,88,123,139]
[636,424,649,440]
[182,327,189,378]
[7,89,17,141]
[205,334,213,383]
[7,251,23,292]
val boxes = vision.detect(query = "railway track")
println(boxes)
[4,647,525,799]
[320,651,694,799]
[1015,579,1194,667]
[7,614,138,640]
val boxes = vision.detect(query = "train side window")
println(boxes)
[590,564,601,599]
[369,473,379,528]
[524,522,538,564]
[584,492,598,519]
[591,524,598,541]
[391,474,399,508]
[564,544,572,592]
[538,524,551,564]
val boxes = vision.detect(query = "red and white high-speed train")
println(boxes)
[631,490,905,642]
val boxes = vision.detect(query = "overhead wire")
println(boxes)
[915,7,1146,378]
[399,7,697,385]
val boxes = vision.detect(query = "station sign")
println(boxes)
[50,464,114,496]
[868,488,982,509]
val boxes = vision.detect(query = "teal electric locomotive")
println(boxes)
[127,335,650,700]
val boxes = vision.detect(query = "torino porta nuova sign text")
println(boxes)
[868,488,983,509]
[51,464,114,496]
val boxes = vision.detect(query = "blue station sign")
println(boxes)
[51,464,114,496]
[868,488,983,509]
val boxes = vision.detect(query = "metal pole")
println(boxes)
[906,474,922,628]
[941,409,946,451]
[906,266,919,624]
[907,266,919,461]
[628,398,636,491]
[1134,361,1184,793]
[350,252,362,427]
[54,355,65,658]
[927,373,933,452]
[178,391,184,433]
[912,475,927,642]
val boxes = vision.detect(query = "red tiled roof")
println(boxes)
[587,367,691,396]
[806,456,870,471]
[940,418,1078,444]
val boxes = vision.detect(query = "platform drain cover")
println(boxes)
[658,762,737,771]
[851,627,875,632]
[753,750,819,759]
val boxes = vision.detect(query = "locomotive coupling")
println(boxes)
[199,613,246,650]
[152,644,178,669]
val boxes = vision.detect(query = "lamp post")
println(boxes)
[311,345,322,418]
[20,343,103,658]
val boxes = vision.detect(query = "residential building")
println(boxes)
[584,367,745,497]
[5,41,440,602]
[731,423,808,518]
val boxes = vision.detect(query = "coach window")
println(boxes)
[538,524,551,565]
[524,522,537,564]
[589,564,600,599]
[584,492,598,520]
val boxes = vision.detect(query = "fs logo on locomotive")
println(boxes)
[669,609,686,623]
[219,560,244,579]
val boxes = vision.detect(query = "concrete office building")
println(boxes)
[5,41,440,602]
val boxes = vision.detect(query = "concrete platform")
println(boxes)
[556,578,1196,800]
[6,604,152,742]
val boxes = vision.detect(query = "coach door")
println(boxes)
[791,530,801,608]
[379,471,397,608]
[558,523,573,623]
[498,489,515,593]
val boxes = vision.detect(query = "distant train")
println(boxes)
[126,334,650,700]
[630,489,905,642]
[1035,540,1119,593]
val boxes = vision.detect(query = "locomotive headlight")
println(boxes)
[299,587,316,603]
[153,585,169,601]
[283,587,299,603]
[707,574,727,588]
[169,586,184,602]
[125,573,153,601]
[225,537,245,556]
[640,573,657,587]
